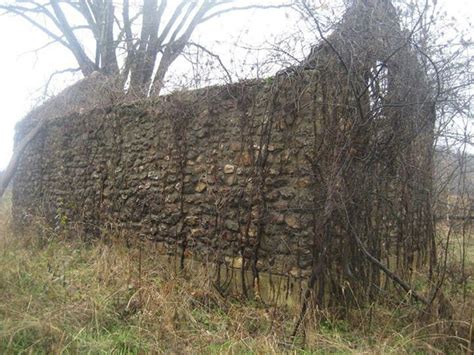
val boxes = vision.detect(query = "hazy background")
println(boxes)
[0,0,471,170]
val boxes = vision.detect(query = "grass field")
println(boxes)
[0,198,472,353]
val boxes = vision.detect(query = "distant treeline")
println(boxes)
[435,149,474,196]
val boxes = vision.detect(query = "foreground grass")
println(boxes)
[0,208,472,353]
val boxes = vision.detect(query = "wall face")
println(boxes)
[13,68,434,303]
[13,79,319,276]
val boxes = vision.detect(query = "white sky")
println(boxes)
[0,0,472,170]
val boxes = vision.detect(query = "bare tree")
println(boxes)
[0,0,293,96]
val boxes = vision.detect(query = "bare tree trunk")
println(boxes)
[100,0,119,75]
[129,0,161,94]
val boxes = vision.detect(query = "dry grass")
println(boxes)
[0,201,472,353]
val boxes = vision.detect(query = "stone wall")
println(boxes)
[11,0,436,306]
[13,68,434,302]
[13,77,322,276]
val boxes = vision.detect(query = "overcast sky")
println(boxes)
[0,0,472,170]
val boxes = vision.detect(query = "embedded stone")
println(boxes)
[185,216,199,226]
[239,152,252,166]
[273,179,288,188]
[225,220,239,232]
[193,164,206,174]
[224,164,235,174]
[266,191,280,202]
[271,213,285,224]
[195,182,207,193]
[147,171,159,180]
[190,228,205,238]
[186,150,198,160]
[267,144,276,152]
[158,224,168,233]
[196,129,207,138]
[145,182,152,190]
[225,175,236,186]
[165,193,179,203]
[207,165,216,174]
[274,200,289,210]
[248,227,257,237]
[229,142,241,151]
[296,177,311,188]
[285,214,300,229]
[281,150,290,162]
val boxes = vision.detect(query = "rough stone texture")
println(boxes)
[13,78,322,275]
[12,71,433,281]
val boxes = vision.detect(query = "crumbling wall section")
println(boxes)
[13,77,318,277]
[12,0,437,307]
[13,63,435,305]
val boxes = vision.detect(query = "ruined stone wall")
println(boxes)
[12,67,434,304]
[13,77,320,277]
[11,0,437,306]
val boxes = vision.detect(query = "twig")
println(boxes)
[43,68,81,97]
[187,42,233,83]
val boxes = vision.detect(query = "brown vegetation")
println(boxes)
[0,202,472,353]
